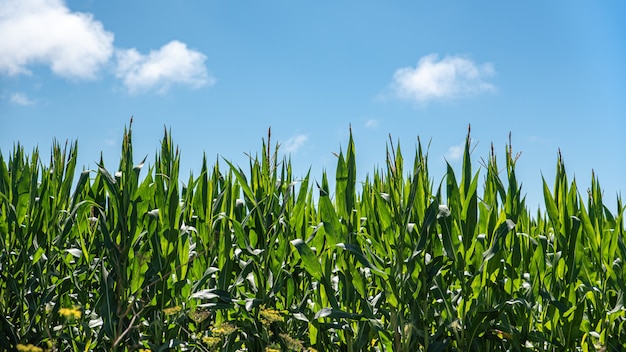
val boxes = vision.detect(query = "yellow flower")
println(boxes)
[265,348,281,352]
[279,333,303,351]
[189,308,210,323]
[211,322,237,337]
[202,336,221,348]
[16,344,43,352]
[162,306,182,315]
[59,307,82,319]
[259,307,283,325]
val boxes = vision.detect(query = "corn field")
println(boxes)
[1,123,624,351]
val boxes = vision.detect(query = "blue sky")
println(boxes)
[1,0,624,210]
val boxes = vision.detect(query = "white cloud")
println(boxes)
[9,92,36,105]
[115,41,214,94]
[0,1,212,94]
[391,54,495,104]
[365,119,379,129]
[0,0,114,79]
[282,134,309,153]
[445,142,465,161]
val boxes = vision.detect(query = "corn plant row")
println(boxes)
[0,123,624,351]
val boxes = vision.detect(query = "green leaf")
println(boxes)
[542,176,559,228]
[290,239,324,281]
[482,219,516,265]
[64,248,82,258]
[319,185,342,247]
[190,289,220,300]
[224,159,257,209]
[337,243,388,279]
[314,307,361,320]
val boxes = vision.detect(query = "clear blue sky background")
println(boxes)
[1,0,624,211]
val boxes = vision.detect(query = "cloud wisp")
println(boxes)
[115,41,214,94]
[0,0,212,94]
[9,92,36,106]
[391,54,495,104]
[0,0,114,79]
[364,119,379,129]
[282,134,309,154]
[445,142,465,162]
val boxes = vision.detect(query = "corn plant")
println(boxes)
[0,122,624,351]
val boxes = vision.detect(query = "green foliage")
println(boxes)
[0,123,624,351]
